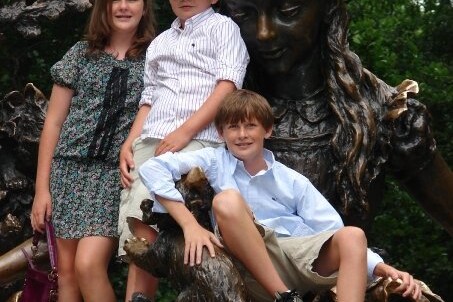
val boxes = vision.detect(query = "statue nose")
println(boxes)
[257,15,276,41]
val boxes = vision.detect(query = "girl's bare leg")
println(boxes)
[75,236,117,302]
[56,238,82,302]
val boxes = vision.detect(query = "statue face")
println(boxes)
[222,0,326,75]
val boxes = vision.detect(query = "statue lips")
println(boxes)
[258,47,288,60]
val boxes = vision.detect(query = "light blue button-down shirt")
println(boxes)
[139,146,383,279]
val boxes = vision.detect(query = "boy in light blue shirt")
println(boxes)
[139,89,421,302]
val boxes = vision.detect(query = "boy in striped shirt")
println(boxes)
[118,0,249,300]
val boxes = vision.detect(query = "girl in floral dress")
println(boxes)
[30,0,156,301]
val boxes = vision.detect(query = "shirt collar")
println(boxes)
[171,7,214,31]
[226,148,276,176]
[263,148,276,167]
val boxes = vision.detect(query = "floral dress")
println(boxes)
[49,41,144,239]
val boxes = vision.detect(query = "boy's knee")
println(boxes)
[212,189,245,219]
[336,226,367,247]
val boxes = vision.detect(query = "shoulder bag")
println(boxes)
[20,221,58,302]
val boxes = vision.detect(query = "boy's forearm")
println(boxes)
[157,195,200,230]
[180,80,235,137]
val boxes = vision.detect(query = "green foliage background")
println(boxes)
[0,0,451,301]
[348,1,452,300]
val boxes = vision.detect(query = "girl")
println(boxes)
[30,0,156,301]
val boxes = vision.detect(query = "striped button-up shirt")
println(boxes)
[139,8,249,143]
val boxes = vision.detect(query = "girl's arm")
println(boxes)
[120,45,156,187]
[119,104,151,188]
[154,80,235,156]
[31,84,73,233]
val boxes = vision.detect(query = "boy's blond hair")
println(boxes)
[215,89,274,131]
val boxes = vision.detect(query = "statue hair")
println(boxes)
[321,0,393,218]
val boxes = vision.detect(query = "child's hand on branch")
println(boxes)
[374,262,422,300]
[182,222,223,267]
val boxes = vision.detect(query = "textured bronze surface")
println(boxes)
[0,0,92,38]
[0,83,48,300]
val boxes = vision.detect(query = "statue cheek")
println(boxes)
[239,27,259,46]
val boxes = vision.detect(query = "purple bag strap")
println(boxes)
[21,248,36,269]
[45,221,58,271]
[31,221,58,271]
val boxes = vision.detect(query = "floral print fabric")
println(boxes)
[49,41,145,238]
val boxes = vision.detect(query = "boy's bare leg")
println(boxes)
[212,189,288,297]
[313,226,367,302]
[125,219,159,302]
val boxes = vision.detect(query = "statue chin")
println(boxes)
[253,57,294,76]
[250,49,319,79]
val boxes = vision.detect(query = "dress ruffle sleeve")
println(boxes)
[50,41,87,90]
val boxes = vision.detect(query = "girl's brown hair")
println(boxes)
[215,89,274,132]
[85,0,156,58]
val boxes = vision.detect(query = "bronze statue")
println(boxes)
[219,0,453,234]
[0,83,47,251]
[0,0,92,38]
[0,83,48,301]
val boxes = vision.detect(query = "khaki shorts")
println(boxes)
[118,137,222,257]
[219,223,338,302]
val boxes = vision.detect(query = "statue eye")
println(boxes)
[229,8,256,23]
[278,4,301,18]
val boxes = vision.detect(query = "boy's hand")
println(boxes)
[31,191,52,233]
[119,141,135,188]
[156,196,223,266]
[374,262,421,300]
[155,128,192,156]
[182,222,223,266]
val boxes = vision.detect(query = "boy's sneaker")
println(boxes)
[274,289,304,302]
